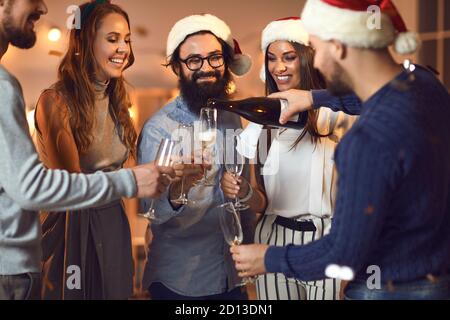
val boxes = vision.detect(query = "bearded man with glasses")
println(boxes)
[137,14,259,300]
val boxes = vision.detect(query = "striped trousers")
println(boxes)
[255,215,340,300]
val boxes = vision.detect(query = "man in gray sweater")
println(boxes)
[0,0,173,300]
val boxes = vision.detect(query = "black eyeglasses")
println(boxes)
[180,54,225,71]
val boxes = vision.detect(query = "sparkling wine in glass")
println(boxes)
[196,107,217,186]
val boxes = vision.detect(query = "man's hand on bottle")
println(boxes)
[268,89,314,124]
[132,162,175,199]
[220,172,249,200]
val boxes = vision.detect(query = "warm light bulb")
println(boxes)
[26,109,35,134]
[129,106,136,119]
[227,81,236,94]
[48,28,62,42]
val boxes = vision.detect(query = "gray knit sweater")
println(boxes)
[0,65,136,275]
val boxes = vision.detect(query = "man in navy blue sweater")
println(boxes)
[231,0,450,299]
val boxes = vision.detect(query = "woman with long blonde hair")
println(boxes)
[35,0,137,300]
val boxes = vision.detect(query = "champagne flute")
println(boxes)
[138,138,175,220]
[196,107,217,187]
[171,124,195,205]
[218,202,255,286]
[224,134,250,211]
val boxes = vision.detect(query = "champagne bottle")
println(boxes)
[207,97,308,130]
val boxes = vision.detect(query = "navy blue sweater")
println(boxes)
[265,66,450,284]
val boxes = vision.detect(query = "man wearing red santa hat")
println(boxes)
[138,13,256,300]
[232,0,450,300]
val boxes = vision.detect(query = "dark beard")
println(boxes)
[3,1,38,49]
[326,62,353,97]
[179,68,232,115]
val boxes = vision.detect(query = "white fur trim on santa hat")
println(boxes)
[166,14,251,76]
[167,14,232,57]
[259,19,310,82]
[302,0,396,50]
[261,19,309,53]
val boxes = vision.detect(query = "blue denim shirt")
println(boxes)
[138,96,255,297]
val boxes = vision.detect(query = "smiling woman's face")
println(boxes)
[93,13,131,82]
[267,40,301,92]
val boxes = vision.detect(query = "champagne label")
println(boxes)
[280,99,300,122]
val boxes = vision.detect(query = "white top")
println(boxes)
[239,108,356,219]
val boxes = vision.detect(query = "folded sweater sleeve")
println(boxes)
[312,90,362,115]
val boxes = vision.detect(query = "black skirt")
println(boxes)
[41,200,134,300]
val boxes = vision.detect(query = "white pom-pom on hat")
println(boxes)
[394,31,420,55]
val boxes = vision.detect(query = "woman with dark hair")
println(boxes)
[35,0,136,300]
[221,17,356,300]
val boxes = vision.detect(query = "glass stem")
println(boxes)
[180,176,186,199]
[234,173,240,207]
[203,166,208,181]
[149,199,155,211]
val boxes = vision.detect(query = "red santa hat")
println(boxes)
[166,14,252,76]
[260,17,310,81]
[301,0,420,55]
